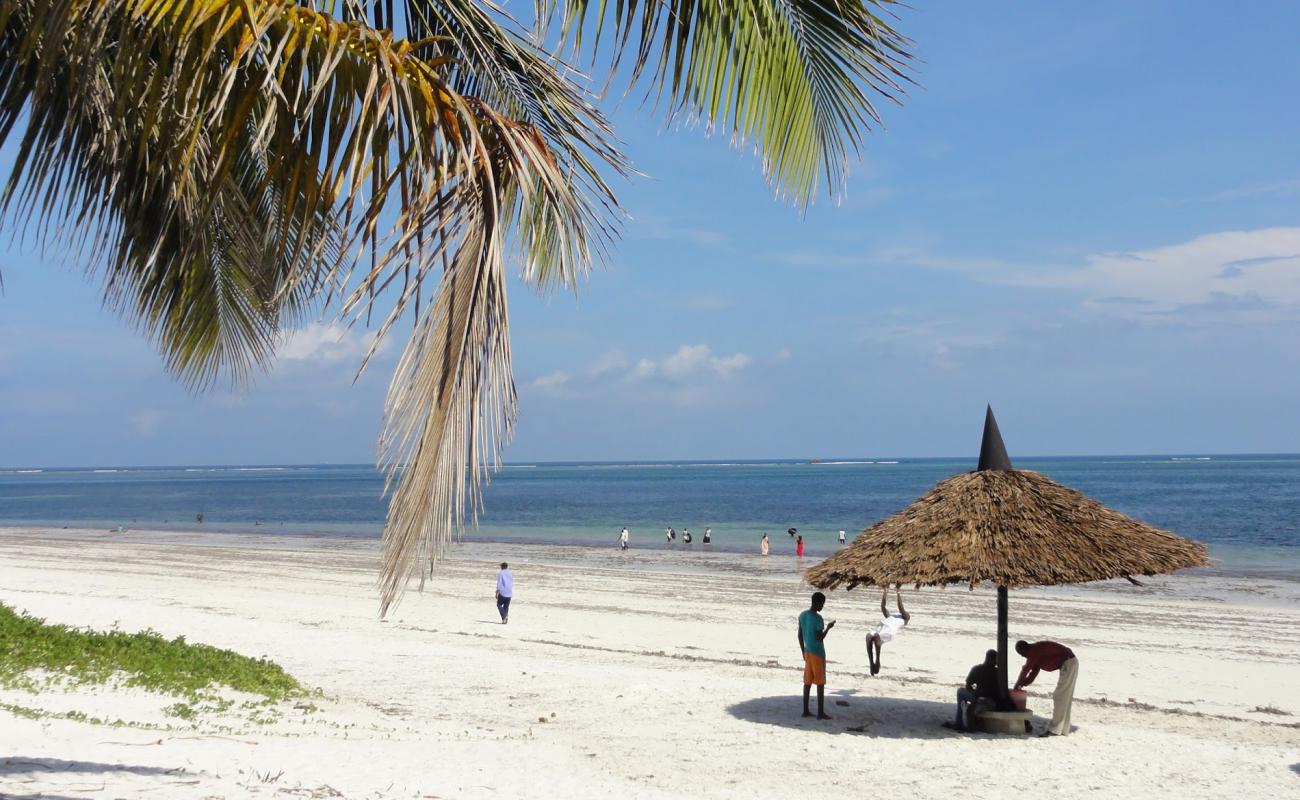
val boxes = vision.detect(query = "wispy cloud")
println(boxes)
[129,410,163,437]
[633,215,729,248]
[780,227,1300,324]
[1022,227,1300,319]
[525,343,753,403]
[1173,179,1300,205]
[528,349,630,396]
[528,370,572,394]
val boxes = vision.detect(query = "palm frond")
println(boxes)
[540,0,914,204]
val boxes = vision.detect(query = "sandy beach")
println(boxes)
[1,526,1297,799]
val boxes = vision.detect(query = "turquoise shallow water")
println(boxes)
[1,456,1298,574]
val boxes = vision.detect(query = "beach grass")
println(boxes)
[0,602,304,703]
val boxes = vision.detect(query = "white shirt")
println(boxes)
[838,530,846,541]
[620,528,629,542]
[496,569,513,598]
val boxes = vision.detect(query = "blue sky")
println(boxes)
[3,0,1300,466]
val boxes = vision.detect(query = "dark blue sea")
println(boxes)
[1,456,1298,575]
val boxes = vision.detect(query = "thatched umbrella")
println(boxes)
[805,406,1209,704]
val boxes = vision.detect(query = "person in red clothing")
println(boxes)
[796,535,804,557]
[1014,639,1078,737]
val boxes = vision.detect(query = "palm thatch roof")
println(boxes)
[805,468,1209,591]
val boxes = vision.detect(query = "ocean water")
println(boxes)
[1,456,1298,575]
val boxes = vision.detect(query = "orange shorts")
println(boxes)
[803,652,826,686]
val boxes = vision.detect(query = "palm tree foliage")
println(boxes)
[0,0,911,613]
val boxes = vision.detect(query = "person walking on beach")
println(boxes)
[797,592,836,719]
[620,527,630,551]
[495,563,513,624]
[666,527,675,544]
[1014,640,1078,737]
[703,527,712,544]
[866,588,910,675]
[760,533,769,556]
[838,529,846,545]
[795,535,804,558]
[684,529,693,544]
[947,649,999,731]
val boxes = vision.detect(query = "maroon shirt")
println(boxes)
[1015,641,1075,688]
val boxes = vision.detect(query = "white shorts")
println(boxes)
[871,616,906,643]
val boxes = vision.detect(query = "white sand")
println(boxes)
[1,527,1297,799]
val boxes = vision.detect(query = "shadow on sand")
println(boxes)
[727,693,980,740]
[1,757,181,777]
[1290,762,1300,777]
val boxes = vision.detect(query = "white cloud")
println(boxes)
[643,344,751,381]
[279,322,382,364]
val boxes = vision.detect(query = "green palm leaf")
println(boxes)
[541,0,913,204]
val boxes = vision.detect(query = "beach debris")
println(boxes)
[537,716,548,723]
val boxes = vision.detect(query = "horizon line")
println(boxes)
[5,452,1300,471]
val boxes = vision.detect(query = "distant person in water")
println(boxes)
[683,529,692,544]
[666,527,675,544]
[760,533,769,556]
[620,527,629,551]
[866,588,910,675]
[947,649,999,731]
[703,528,712,544]
[797,592,836,719]
[1015,639,1078,737]
[838,529,846,545]
[796,535,804,558]
[788,527,797,539]
[495,563,513,624]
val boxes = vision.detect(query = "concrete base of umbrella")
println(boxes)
[972,708,1033,735]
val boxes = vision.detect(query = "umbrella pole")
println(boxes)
[997,585,1009,707]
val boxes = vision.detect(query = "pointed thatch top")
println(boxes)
[977,406,1013,471]
[805,469,1208,590]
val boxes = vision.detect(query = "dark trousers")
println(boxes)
[496,594,511,621]
[956,688,978,728]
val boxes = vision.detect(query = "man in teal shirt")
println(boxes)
[797,592,836,719]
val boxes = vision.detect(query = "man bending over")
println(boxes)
[1014,639,1078,737]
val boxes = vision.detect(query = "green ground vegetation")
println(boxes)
[0,602,305,707]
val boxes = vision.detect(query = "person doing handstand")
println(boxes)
[865,587,910,675]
